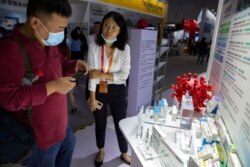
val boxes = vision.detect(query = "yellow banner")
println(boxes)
[99,0,167,18]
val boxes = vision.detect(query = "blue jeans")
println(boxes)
[27,126,76,167]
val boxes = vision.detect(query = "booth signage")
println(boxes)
[99,0,167,17]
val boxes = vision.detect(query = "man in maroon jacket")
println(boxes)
[0,0,88,166]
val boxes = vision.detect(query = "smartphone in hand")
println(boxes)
[96,100,103,110]
[87,98,103,110]
[73,70,86,81]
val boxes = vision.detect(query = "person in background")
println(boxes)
[59,28,71,62]
[0,26,8,38]
[87,11,131,166]
[87,21,101,46]
[189,37,197,55]
[176,39,183,56]
[75,26,88,60]
[196,37,208,64]
[70,28,83,60]
[0,0,88,166]
[207,40,212,62]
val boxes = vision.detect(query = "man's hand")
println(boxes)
[46,76,76,96]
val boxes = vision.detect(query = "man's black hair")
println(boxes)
[96,11,128,50]
[94,21,101,25]
[27,0,72,18]
[71,29,80,40]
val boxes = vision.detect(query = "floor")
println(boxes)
[0,51,208,167]
[0,117,130,167]
[164,52,208,89]
[71,117,130,167]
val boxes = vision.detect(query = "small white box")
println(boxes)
[201,121,213,141]
[195,121,201,138]
[180,94,194,129]
[207,117,218,139]
[198,145,213,160]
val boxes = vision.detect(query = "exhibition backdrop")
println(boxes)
[208,0,250,166]
[99,0,167,18]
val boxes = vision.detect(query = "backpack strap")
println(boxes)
[4,36,33,74]
[3,36,33,125]
[0,36,34,164]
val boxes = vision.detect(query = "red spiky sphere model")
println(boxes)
[171,73,212,112]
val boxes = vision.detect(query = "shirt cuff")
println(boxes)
[113,73,119,82]
[88,78,99,92]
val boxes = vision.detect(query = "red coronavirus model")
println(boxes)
[171,73,212,112]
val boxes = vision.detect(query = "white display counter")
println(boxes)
[119,116,194,167]
[119,103,231,167]
[119,116,163,167]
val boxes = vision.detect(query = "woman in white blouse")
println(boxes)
[87,11,131,166]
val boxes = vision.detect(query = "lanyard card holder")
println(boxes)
[99,80,108,94]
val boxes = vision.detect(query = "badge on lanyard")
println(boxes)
[99,45,114,94]
[99,80,108,93]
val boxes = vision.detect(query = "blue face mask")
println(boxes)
[38,20,64,46]
[42,31,64,46]
[101,34,117,44]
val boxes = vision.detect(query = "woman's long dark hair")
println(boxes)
[96,11,128,50]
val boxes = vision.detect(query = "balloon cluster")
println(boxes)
[171,73,212,112]
[137,18,148,29]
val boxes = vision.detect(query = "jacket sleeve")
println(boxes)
[87,43,99,92]
[59,47,76,76]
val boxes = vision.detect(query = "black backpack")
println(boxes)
[0,36,34,164]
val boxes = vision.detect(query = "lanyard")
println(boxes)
[101,45,114,73]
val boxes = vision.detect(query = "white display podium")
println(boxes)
[119,116,163,167]
[119,116,193,167]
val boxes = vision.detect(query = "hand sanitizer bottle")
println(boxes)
[154,102,159,123]
[160,100,167,118]
[162,98,168,117]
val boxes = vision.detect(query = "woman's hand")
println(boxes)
[89,69,113,81]
[89,69,102,79]
[75,60,88,75]
[87,97,99,112]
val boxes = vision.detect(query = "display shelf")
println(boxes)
[156,75,164,83]
[153,46,169,102]
[153,75,166,98]
[155,62,167,72]
[155,88,162,95]
[156,46,169,58]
